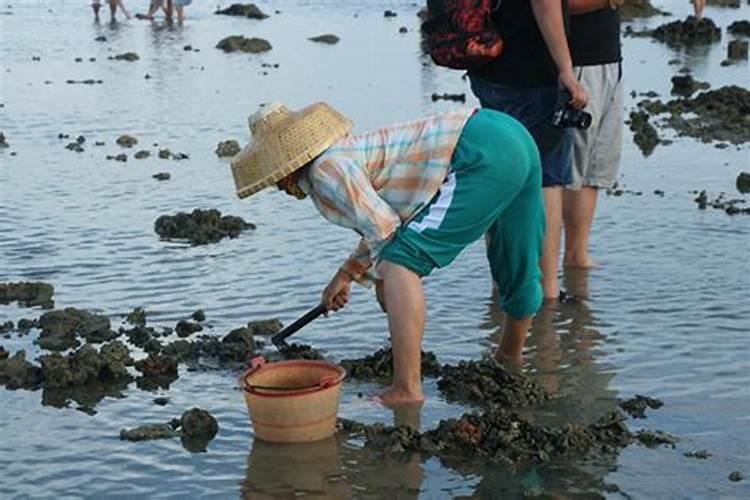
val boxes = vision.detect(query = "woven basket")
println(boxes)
[230,102,353,198]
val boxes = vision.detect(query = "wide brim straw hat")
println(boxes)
[230,102,353,198]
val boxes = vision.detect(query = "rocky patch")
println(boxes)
[341,347,441,380]
[0,282,54,308]
[216,36,272,53]
[154,208,255,245]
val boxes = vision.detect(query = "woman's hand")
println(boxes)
[321,268,353,312]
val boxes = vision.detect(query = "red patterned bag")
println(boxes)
[422,0,504,70]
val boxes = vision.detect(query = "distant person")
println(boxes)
[91,0,102,21]
[469,0,588,302]
[107,0,131,22]
[692,0,706,19]
[232,102,546,406]
[175,0,191,22]
[564,0,624,268]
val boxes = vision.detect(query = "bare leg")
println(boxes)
[92,2,101,20]
[496,315,533,360]
[117,0,131,19]
[176,5,184,23]
[541,186,563,300]
[107,0,117,21]
[563,186,599,268]
[165,0,174,21]
[377,261,425,406]
[692,0,706,20]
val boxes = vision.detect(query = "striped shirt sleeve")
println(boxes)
[308,157,400,280]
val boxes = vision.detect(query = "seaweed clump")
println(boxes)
[437,359,549,408]
[154,208,255,245]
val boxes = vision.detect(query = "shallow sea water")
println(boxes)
[1,0,749,498]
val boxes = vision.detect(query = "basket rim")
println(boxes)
[242,359,346,398]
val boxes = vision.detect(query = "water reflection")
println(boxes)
[242,435,427,498]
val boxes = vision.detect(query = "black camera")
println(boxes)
[550,90,592,129]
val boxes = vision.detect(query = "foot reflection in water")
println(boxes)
[241,434,425,499]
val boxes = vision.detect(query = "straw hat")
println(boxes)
[230,102,353,198]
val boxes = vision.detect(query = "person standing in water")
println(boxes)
[231,102,546,406]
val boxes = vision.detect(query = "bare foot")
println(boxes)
[375,386,425,407]
[493,349,522,368]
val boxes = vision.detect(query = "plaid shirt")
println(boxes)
[299,109,475,282]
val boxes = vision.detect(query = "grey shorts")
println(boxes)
[568,62,624,190]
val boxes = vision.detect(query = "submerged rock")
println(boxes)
[340,407,635,467]
[618,394,664,418]
[180,407,219,452]
[0,282,54,308]
[37,308,116,351]
[216,36,272,53]
[116,134,138,148]
[112,52,139,62]
[309,34,340,44]
[246,319,282,336]
[175,320,203,338]
[651,16,721,46]
[0,350,43,390]
[0,131,9,148]
[215,3,268,19]
[670,75,710,97]
[628,110,660,156]
[736,172,750,194]
[154,208,255,245]
[438,359,548,408]
[152,172,171,181]
[342,347,441,380]
[693,191,750,215]
[636,429,678,448]
[431,93,466,103]
[215,140,240,158]
[728,471,745,482]
[120,423,177,441]
[684,449,712,459]
[278,342,324,360]
[728,20,750,37]
[39,342,133,389]
[727,40,749,61]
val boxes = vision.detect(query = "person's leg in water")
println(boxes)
[692,0,706,20]
[92,1,101,21]
[563,186,598,267]
[378,261,426,405]
[377,110,544,405]
[117,0,131,19]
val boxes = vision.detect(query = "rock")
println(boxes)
[736,172,750,194]
[619,0,668,20]
[120,423,177,441]
[215,4,268,19]
[39,342,133,389]
[651,16,721,46]
[618,395,664,418]
[727,40,748,60]
[728,471,745,482]
[707,0,740,6]
[180,407,219,452]
[399,27,408,34]
[628,110,660,156]
[0,282,54,308]
[94,35,107,42]
[246,318,282,336]
[116,135,137,148]
[342,347,442,381]
[154,208,256,245]
[216,36,272,54]
[134,150,150,159]
[693,190,750,215]
[0,351,43,390]
[278,342,324,360]
[0,321,14,334]
[65,142,84,152]
[37,308,115,350]
[431,92,466,102]
[309,34,340,44]
[670,75,710,97]
[191,309,206,322]
[0,132,8,148]
[384,10,397,17]
[134,353,178,378]
[152,172,171,181]
[438,359,549,408]
[636,429,678,448]
[175,320,203,338]
[215,140,240,157]
[158,148,172,159]
[125,307,147,328]
[0,346,7,359]
[728,20,750,37]
[17,318,38,333]
[113,52,139,62]
[684,449,711,459]
[154,396,170,406]
[162,340,201,363]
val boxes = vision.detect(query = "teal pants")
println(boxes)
[380,109,545,318]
